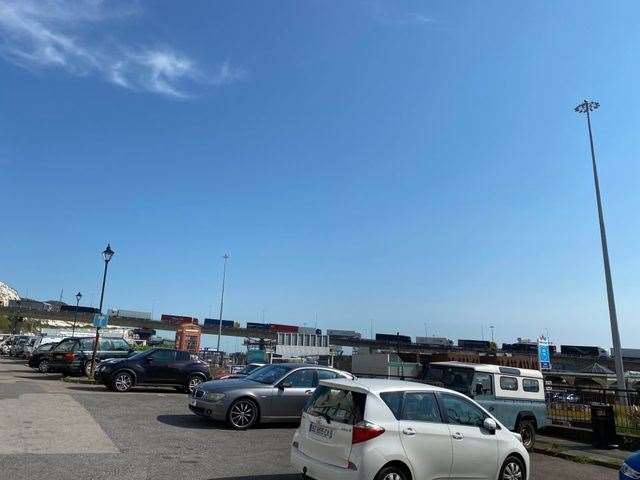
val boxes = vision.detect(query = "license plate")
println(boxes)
[190,398,197,406]
[309,422,333,439]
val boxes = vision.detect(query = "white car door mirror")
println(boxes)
[483,417,497,434]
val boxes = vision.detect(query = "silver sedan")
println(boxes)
[188,363,352,429]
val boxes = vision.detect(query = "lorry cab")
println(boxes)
[424,361,547,450]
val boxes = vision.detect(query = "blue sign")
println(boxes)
[92,314,109,328]
[538,341,552,370]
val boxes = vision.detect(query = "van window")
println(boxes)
[499,376,518,391]
[305,386,365,425]
[401,392,442,423]
[522,378,540,392]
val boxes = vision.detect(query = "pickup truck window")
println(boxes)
[522,378,540,392]
[472,372,493,396]
[499,376,518,391]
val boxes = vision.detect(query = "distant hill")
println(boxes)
[0,282,20,307]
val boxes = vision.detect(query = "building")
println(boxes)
[8,298,52,311]
[275,331,331,358]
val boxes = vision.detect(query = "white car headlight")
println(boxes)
[621,463,640,479]
[204,392,226,402]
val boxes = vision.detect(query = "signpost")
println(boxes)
[538,340,552,371]
[92,313,109,328]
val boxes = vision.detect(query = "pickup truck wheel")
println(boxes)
[518,420,535,450]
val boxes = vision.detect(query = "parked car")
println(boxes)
[0,335,16,354]
[48,336,135,376]
[93,348,211,393]
[27,342,59,373]
[9,336,31,357]
[621,451,640,480]
[22,336,40,358]
[31,335,65,354]
[189,363,353,429]
[216,363,266,380]
[423,362,547,450]
[291,378,530,480]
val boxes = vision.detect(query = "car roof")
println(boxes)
[319,377,451,395]
[430,361,544,378]
[269,363,338,369]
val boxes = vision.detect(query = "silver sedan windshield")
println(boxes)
[245,364,292,384]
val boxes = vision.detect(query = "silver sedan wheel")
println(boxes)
[502,460,523,480]
[38,360,49,373]
[114,372,133,392]
[188,376,203,393]
[229,400,257,428]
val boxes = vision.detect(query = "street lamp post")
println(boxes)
[72,291,82,337]
[575,100,626,392]
[89,244,115,379]
[216,253,230,365]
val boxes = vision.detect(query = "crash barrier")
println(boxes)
[547,386,640,437]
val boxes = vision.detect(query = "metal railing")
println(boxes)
[546,386,640,436]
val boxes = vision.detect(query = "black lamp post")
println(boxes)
[89,243,115,379]
[72,291,82,337]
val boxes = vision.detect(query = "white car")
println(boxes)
[291,378,529,480]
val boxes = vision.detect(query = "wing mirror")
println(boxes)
[474,384,484,396]
[483,417,497,434]
[279,381,292,389]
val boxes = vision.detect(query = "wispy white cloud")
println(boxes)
[365,1,435,27]
[0,0,243,98]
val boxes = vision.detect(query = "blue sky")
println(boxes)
[1,1,639,351]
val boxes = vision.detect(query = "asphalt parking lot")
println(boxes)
[0,357,619,480]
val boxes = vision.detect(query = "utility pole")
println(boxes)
[216,253,230,364]
[575,100,626,392]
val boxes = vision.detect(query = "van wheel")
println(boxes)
[500,455,525,480]
[375,465,409,480]
[518,420,535,450]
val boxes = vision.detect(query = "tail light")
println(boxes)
[352,421,385,444]
[63,353,75,362]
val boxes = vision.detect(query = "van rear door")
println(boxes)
[297,385,366,468]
